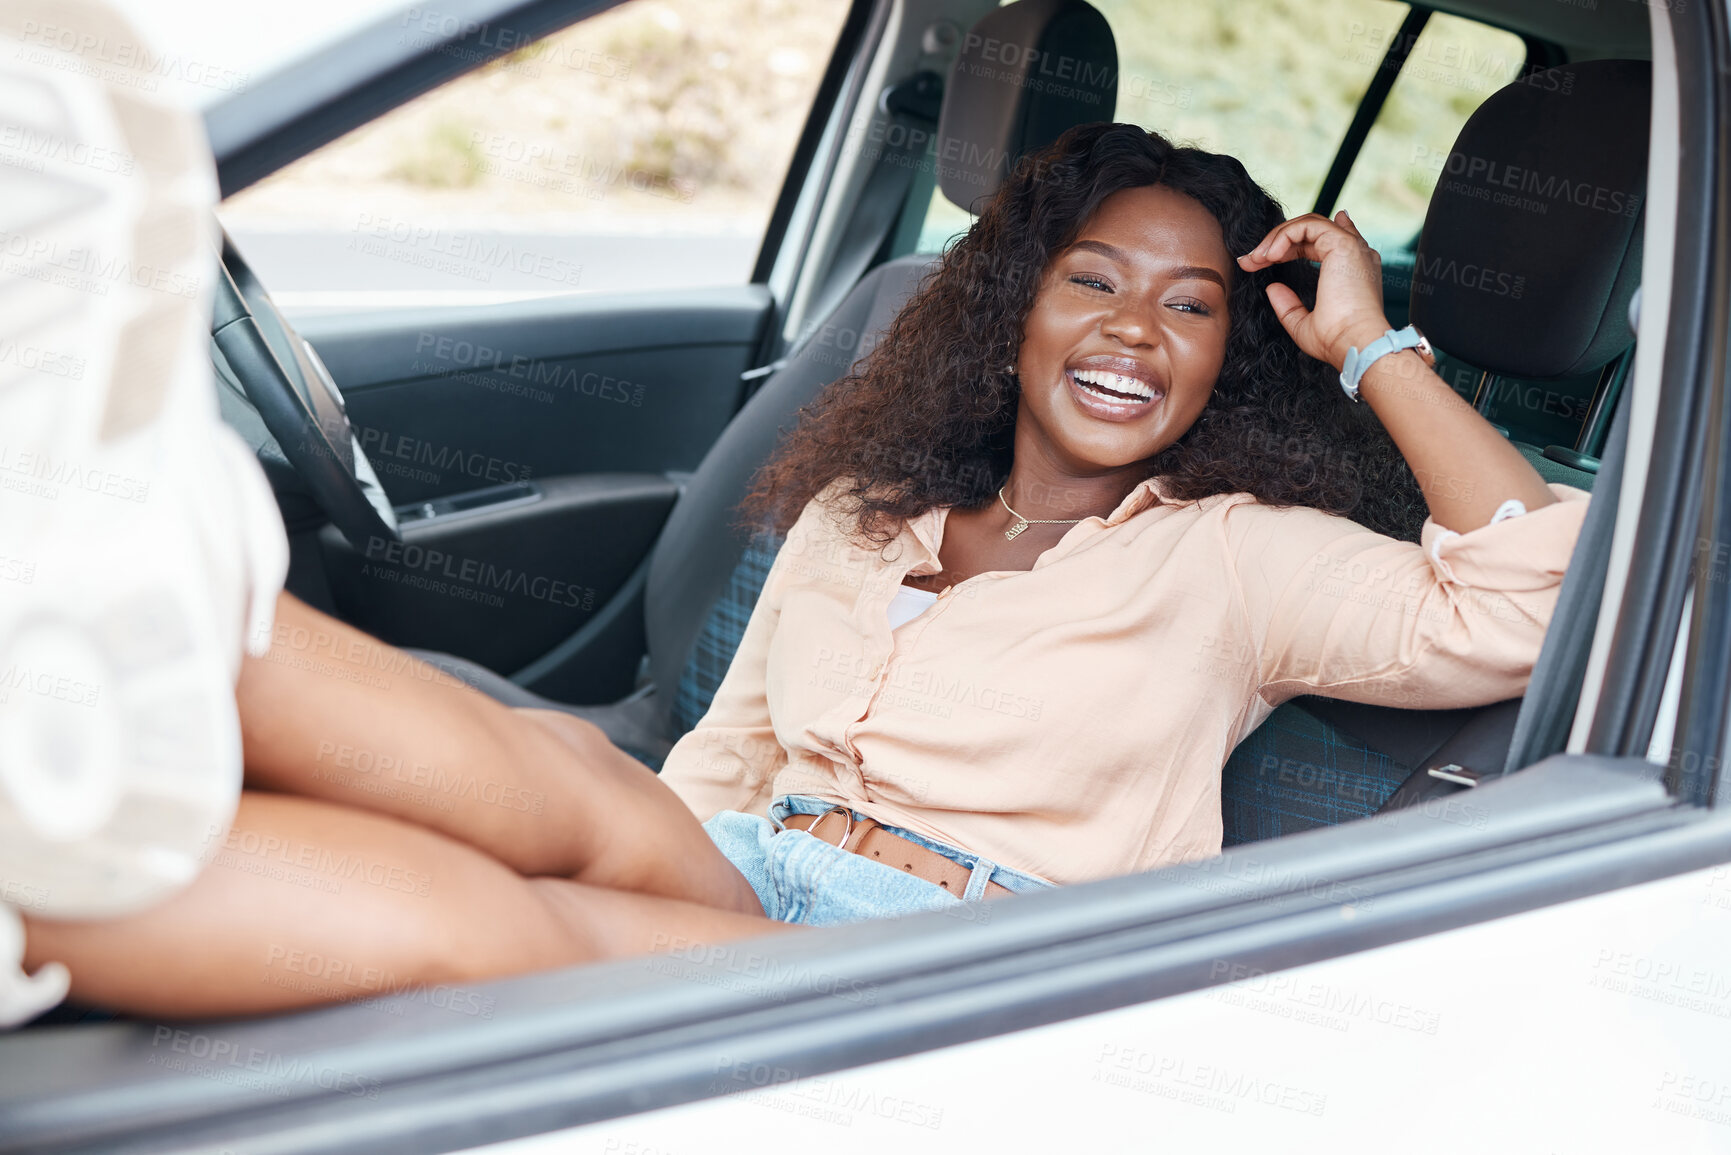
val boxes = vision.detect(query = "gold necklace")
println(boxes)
[998,484,1087,541]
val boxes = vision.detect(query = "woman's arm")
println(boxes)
[1237,210,1555,534]
[1228,485,1589,709]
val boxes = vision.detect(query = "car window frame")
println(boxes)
[750,0,881,289]
[6,5,1726,1154]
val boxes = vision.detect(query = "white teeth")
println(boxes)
[1071,369,1156,402]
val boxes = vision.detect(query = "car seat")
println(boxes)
[1222,57,1650,841]
[406,0,1119,767]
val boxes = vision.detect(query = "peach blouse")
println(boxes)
[659,475,1592,885]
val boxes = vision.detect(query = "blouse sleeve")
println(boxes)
[1225,483,1593,710]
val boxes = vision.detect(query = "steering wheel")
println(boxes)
[209,235,400,551]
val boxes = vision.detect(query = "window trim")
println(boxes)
[1582,2,1717,777]
[1,756,1717,1153]
[749,0,881,289]
[1313,5,1433,218]
[1663,0,1731,808]
[1313,7,1541,239]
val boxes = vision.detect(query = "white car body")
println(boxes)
[499,864,1731,1153]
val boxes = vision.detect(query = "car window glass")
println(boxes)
[1333,12,1529,253]
[916,0,1412,253]
[216,0,852,308]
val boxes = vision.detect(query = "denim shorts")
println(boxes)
[702,794,1055,927]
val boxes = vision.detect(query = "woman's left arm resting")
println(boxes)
[1236,485,1589,710]
[1238,210,1555,533]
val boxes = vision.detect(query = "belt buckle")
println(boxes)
[806,804,856,851]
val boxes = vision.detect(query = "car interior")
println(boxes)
[15,0,1723,1149]
[28,0,1654,1027]
[263,0,1649,850]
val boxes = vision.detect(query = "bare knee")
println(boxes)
[512,708,666,806]
[513,709,613,761]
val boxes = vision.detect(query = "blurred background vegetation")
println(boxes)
[225,0,1523,260]
[921,0,1523,254]
[223,0,850,232]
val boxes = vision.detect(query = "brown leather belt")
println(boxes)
[782,807,1012,900]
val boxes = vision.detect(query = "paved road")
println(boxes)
[229,229,760,306]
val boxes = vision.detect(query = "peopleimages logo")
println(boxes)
[958,32,1117,86]
[355,426,532,486]
[1433,151,1642,218]
[0,125,132,175]
[348,214,584,288]
[411,333,644,406]
[15,20,250,93]
[362,537,596,611]
[148,1028,380,1098]
[1410,253,1525,299]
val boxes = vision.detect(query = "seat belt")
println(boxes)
[1376,699,1523,812]
[802,71,942,334]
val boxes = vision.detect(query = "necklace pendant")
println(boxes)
[1004,519,1028,541]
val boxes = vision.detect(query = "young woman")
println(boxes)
[20,123,1587,1018]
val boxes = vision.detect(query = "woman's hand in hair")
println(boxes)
[1240,210,1557,533]
[1235,210,1391,370]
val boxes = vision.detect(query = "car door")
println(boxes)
[2,0,1725,1152]
[213,0,865,703]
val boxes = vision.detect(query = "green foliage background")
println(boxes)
[922,0,1525,255]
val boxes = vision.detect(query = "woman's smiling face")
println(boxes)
[1014,183,1233,474]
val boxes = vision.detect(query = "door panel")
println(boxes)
[289,287,773,693]
[294,287,772,502]
[318,474,677,679]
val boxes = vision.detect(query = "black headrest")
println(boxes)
[1410,60,1650,379]
[935,0,1117,212]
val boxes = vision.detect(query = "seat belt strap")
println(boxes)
[804,71,942,331]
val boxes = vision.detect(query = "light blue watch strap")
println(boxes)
[1339,325,1424,402]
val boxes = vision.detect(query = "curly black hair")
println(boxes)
[738,121,1428,549]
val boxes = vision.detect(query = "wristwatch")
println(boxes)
[1339,324,1436,402]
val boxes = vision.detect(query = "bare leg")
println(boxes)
[22,793,783,1019]
[238,594,757,914]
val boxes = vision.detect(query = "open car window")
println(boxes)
[913,2,1528,262]
[1330,12,1528,253]
[215,0,853,309]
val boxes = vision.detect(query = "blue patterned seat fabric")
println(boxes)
[668,533,1411,845]
[1217,700,1410,846]
[672,533,782,737]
